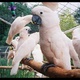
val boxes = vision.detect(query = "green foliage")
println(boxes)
[59,8,78,38]
[0,21,10,46]
[74,7,80,24]
[27,23,39,33]
[0,57,35,78]
[0,57,7,66]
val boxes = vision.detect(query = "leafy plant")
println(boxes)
[59,8,78,38]
[0,57,35,78]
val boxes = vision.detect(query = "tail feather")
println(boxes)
[10,62,19,75]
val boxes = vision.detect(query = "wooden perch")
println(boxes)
[21,58,80,78]
[0,65,33,71]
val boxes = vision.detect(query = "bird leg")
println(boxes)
[41,63,56,74]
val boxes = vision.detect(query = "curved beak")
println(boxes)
[32,14,42,25]
[28,28,32,34]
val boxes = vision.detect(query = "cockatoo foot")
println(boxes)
[41,63,55,74]
[26,58,33,61]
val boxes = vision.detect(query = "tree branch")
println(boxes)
[21,58,80,78]
[0,17,11,25]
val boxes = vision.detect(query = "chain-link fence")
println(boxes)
[58,2,80,34]
[58,2,80,14]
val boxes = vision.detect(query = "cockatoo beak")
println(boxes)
[30,20,34,24]
[32,14,42,25]
[28,28,32,34]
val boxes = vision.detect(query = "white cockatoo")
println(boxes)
[72,27,80,59]
[6,15,32,45]
[16,26,31,50]
[10,32,39,75]
[7,36,19,64]
[31,2,80,70]
[16,26,31,69]
[11,36,19,50]
[32,43,44,78]
[7,26,31,65]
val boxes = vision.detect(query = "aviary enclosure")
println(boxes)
[0,2,80,78]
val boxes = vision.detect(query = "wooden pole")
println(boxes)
[0,65,34,71]
[21,58,80,78]
[0,17,11,25]
[64,25,80,34]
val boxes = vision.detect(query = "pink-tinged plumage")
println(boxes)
[72,27,80,60]
[7,26,30,65]
[31,3,80,70]
[6,15,32,45]
[16,26,31,50]
[7,36,19,64]
[10,32,39,75]
[32,44,44,77]
[42,2,58,11]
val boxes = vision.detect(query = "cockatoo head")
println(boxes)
[31,5,60,28]
[19,26,31,37]
[11,36,19,50]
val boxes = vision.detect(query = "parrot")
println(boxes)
[16,26,31,50]
[7,26,31,65]
[10,32,39,75]
[7,36,19,64]
[6,15,32,45]
[16,26,31,69]
[31,2,80,71]
[10,36,19,50]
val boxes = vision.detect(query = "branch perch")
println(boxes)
[21,58,80,78]
[0,66,33,71]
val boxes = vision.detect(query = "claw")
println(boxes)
[41,63,55,74]
[26,57,33,61]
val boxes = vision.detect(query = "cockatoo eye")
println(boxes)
[40,12,43,14]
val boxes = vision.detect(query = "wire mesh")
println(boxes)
[58,2,80,14]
